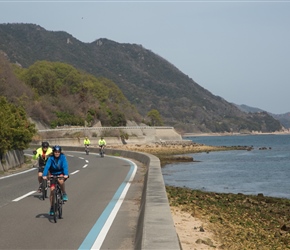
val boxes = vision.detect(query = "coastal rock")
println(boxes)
[281,224,290,232]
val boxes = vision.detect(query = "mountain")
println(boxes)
[233,104,265,114]
[0,23,283,133]
[235,104,290,129]
[271,113,290,129]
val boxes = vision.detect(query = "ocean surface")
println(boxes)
[161,134,290,199]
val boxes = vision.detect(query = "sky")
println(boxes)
[1,0,290,114]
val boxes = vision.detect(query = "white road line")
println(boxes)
[13,191,36,202]
[78,158,137,250]
[70,170,80,175]
[86,160,89,163]
[83,164,88,168]
[67,154,74,157]
[0,168,36,180]
[79,157,84,160]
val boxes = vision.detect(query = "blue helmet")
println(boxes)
[53,145,62,152]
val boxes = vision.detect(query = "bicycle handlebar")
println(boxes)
[49,175,69,179]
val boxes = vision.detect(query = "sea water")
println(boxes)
[161,134,290,199]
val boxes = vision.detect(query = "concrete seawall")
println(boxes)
[35,126,182,146]
[58,145,181,250]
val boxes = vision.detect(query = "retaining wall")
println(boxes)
[35,126,182,145]
[0,150,25,171]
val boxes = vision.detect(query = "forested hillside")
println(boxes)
[0,53,141,128]
[0,56,36,156]
[0,23,283,133]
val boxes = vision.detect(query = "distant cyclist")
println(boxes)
[84,136,90,154]
[32,141,52,193]
[43,145,69,216]
[98,137,106,156]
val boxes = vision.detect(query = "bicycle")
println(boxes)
[40,178,48,200]
[36,155,50,199]
[50,176,65,223]
[99,145,105,157]
[85,144,89,155]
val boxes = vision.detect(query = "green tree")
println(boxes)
[14,60,141,127]
[147,109,164,126]
[0,96,36,160]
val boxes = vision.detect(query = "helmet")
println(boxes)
[85,136,88,139]
[42,141,49,148]
[53,145,62,152]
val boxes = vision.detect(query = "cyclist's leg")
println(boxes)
[58,177,68,201]
[38,167,44,192]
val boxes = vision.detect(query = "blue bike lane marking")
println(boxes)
[78,157,137,250]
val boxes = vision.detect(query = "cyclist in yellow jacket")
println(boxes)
[33,141,52,192]
[84,137,91,154]
[84,136,90,146]
[98,137,106,156]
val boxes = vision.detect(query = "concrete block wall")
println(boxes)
[0,150,25,171]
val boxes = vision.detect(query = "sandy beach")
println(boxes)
[171,206,221,249]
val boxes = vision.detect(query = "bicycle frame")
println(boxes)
[41,179,48,200]
[50,176,64,223]
[85,144,89,155]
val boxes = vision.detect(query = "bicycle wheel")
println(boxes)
[41,179,47,200]
[53,188,58,223]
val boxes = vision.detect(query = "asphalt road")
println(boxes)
[0,150,145,249]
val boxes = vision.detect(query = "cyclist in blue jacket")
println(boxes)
[43,145,69,216]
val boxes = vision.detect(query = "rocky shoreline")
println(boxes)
[112,141,290,249]
[110,141,252,155]
[167,186,290,249]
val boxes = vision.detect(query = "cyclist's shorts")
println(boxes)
[50,174,64,188]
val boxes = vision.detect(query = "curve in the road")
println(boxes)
[19,151,137,250]
[78,156,137,250]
